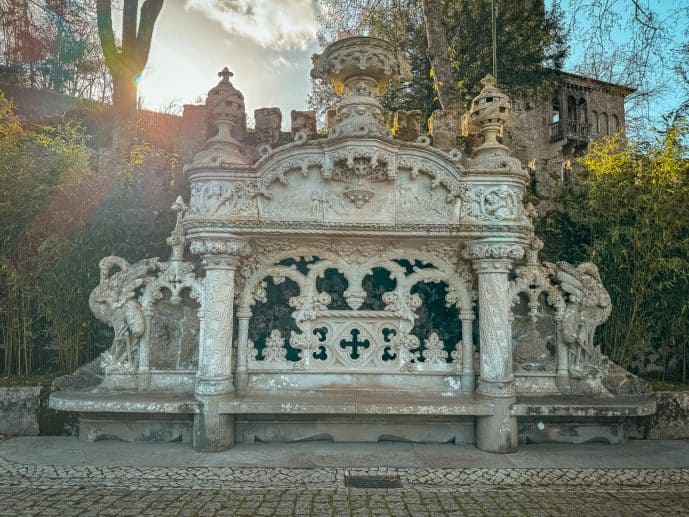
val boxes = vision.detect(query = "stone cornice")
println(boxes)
[183,219,533,240]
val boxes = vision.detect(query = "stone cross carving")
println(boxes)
[218,66,233,82]
[339,328,370,359]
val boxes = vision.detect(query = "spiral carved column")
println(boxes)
[464,241,523,453]
[189,237,251,452]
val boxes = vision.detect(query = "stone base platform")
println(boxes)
[513,395,657,445]
[50,390,657,447]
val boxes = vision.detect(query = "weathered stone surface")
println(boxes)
[647,391,689,439]
[254,107,282,147]
[519,419,624,444]
[79,414,193,443]
[428,109,460,149]
[149,299,199,370]
[0,387,41,436]
[290,109,316,138]
[326,108,337,133]
[51,358,103,392]
[601,362,652,396]
[393,110,423,142]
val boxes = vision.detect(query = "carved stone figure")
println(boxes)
[89,256,158,373]
[547,261,612,368]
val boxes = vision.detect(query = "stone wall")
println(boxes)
[0,387,41,436]
[628,391,689,440]
[1,85,183,152]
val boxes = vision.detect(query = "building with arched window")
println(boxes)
[504,71,634,204]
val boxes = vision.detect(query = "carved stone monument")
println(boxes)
[51,37,654,452]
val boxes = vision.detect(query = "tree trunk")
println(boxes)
[422,0,462,111]
[111,73,138,154]
[96,0,163,155]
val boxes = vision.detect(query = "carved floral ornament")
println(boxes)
[249,144,466,206]
[462,241,525,261]
[189,238,252,259]
[310,36,412,97]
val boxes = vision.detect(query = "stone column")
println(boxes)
[235,307,252,393]
[555,317,570,394]
[459,310,475,393]
[136,313,153,390]
[189,237,251,452]
[464,241,523,453]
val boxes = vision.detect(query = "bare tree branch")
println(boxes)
[135,0,163,72]
[95,0,121,71]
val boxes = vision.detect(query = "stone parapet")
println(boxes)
[254,107,282,147]
[393,110,423,142]
[429,110,460,149]
[290,110,317,139]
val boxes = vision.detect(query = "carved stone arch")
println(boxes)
[567,96,577,121]
[239,263,308,309]
[577,97,588,124]
[601,112,609,135]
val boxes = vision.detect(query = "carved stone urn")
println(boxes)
[311,36,411,138]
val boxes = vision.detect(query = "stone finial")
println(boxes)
[468,74,511,153]
[206,66,244,124]
[428,110,460,149]
[393,110,423,142]
[218,66,233,82]
[166,196,189,275]
[311,36,411,138]
[188,67,251,167]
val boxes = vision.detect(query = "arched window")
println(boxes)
[551,97,560,123]
[611,114,619,134]
[577,98,588,124]
[567,96,577,121]
[592,111,599,134]
[601,113,609,135]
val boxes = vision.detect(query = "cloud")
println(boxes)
[185,0,320,50]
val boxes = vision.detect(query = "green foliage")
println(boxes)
[311,0,568,117]
[0,91,176,375]
[444,0,567,105]
[577,127,689,378]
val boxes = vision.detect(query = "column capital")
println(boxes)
[462,240,524,262]
[236,307,252,319]
[190,237,252,268]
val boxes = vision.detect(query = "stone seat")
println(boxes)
[50,390,657,445]
[511,395,656,418]
[50,390,656,418]
[219,390,496,416]
[50,390,200,414]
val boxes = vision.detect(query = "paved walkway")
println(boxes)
[1,438,689,515]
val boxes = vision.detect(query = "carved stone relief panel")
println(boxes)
[322,179,396,224]
[456,184,526,224]
[395,170,454,225]
[189,180,258,219]
[149,298,200,370]
[257,169,325,222]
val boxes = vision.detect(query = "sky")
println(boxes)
[136,0,687,130]
[137,1,321,126]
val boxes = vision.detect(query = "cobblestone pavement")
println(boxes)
[1,457,689,516]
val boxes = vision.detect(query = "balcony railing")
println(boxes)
[549,120,591,143]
